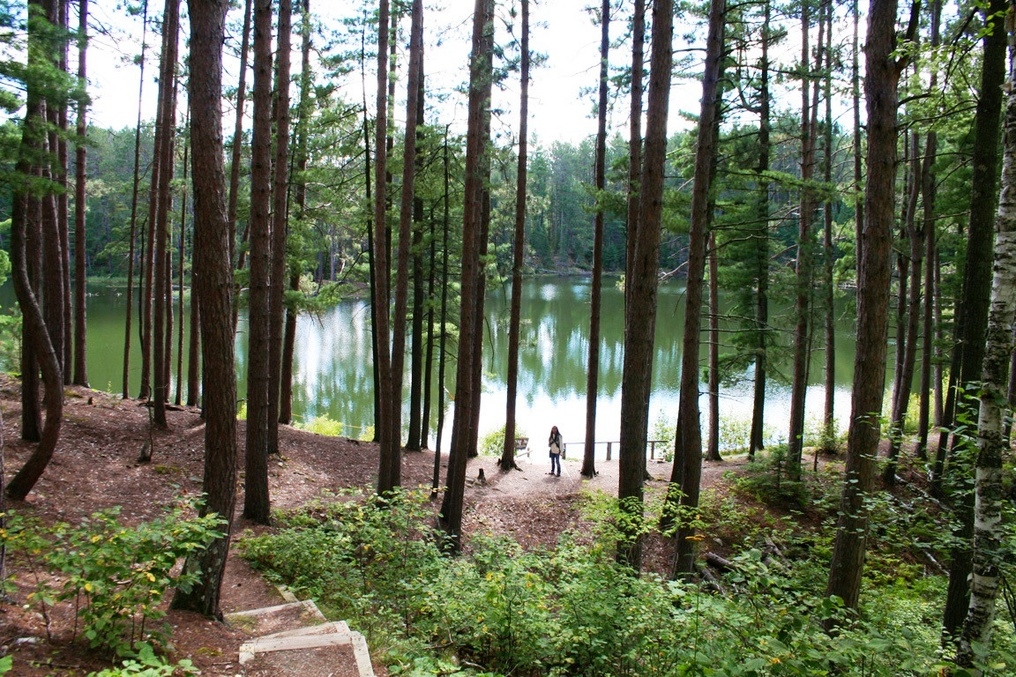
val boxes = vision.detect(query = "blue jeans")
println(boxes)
[550,453,561,475]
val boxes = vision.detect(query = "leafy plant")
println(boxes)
[478,425,526,457]
[87,643,197,676]
[294,414,344,437]
[2,501,224,656]
[734,446,810,508]
[237,483,1013,676]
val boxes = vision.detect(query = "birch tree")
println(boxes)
[956,22,1016,668]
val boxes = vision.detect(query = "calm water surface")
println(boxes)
[1,278,859,454]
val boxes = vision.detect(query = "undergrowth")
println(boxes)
[236,484,1012,676]
[1,499,224,659]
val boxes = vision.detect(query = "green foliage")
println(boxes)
[294,414,344,437]
[237,485,978,676]
[0,655,10,675]
[478,425,526,457]
[86,643,197,677]
[1,501,225,657]
[650,410,675,461]
[734,447,811,509]
[0,300,20,372]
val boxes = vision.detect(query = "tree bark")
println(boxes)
[582,0,609,479]
[749,0,772,460]
[171,0,237,618]
[151,0,179,431]
[706,231,721,462]
[884,132,924,485]
[227,0,252,276]
[72,0,88,388]
[243,0,274,523]
[440,0,494,550]
[624,0,644,314]
[787,1,819,476]
[667,0,719,577]
[501,0,530,473]
[281,0,313,427]
[122,0,150,401]
[825,0,899,620]
[956,35,1016,668]
[384,0,424,490]
[941,0,1009,639]
[619,0,672,570]
[372,0,395,493]
[267,0,292,454]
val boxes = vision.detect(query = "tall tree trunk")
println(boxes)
[941,0,1009,640]
[956,36,1016,667]
[227,0,253,276]
[619,0,672,570]
[749,0,772,460]
[122,0,149,400]
[922,0,942,461]
[787,1,818,476]
[187,274,199,406]
[43,117,65,388]
[916,125,938,459]
[54,0,70,386]
[151,0,180,431]
[502,0,530,473]
[706,231,721,462]
[432,126,451,491]
[243,0,274,523]
[72,0,88,388]
[421,199,437,450]
[281,0,312,428]
[821,0,835,451]
[825,0,899,620]
[582,0,609,478]
[384,0,423,490]
[359,28,380,442]
[624,0,645,312]
[884,131,924,485]
[440,0,494,550]
[175,128,189,406]
[171,0,237,618]
[467,60,494,459]
[406,59,426,447]
[372,0,395,489]
[932,0,1008,497]
[267,0,292,455]
[666,0,719,577]
[140,74,162,403]
[6,0,65,497]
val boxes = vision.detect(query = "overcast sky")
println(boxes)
[83,0,701,147]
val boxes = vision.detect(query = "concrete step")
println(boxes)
[226,599,374,676]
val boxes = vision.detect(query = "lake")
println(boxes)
[0,278,859,454]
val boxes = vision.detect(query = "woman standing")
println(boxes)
[548,426,562,476]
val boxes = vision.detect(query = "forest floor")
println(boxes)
[0,375,742,675]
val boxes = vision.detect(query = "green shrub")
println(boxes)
[478,425,527,457]
[2,501,224,657]
[295,414,344,437]
[237,486,1009,676]
[87,643,197,676]
[733,446,810,509]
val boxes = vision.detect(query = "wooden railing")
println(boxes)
[550,440,669,461]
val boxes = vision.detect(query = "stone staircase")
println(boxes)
[225,592,374,677]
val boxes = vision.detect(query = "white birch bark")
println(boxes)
[957,52,1016,670]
